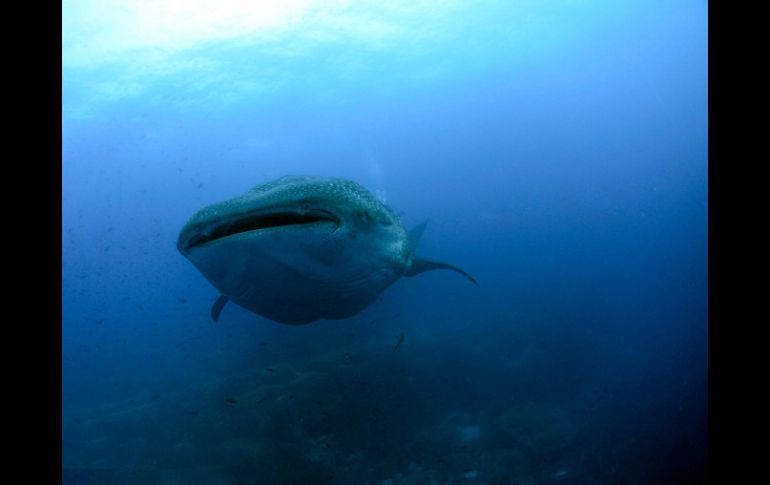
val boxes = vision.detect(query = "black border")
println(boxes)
[52,0,64,482]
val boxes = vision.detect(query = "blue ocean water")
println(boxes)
[62,1,708,483]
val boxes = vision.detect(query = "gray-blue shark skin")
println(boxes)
[177,175,477,324]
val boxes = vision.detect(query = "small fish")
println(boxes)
[393,332,405,352]
[553,470,569,479]
[188,410,200,416]
[225,398,237,404]
[151,394,160,400]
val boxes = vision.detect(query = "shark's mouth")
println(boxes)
[183,209,339,252]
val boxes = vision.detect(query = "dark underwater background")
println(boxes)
[62,1,708,483]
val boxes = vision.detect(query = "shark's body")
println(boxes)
[177,175,476,324]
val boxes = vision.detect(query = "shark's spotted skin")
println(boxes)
[177,175,476,324]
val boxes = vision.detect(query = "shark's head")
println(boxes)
[177,175,408,263]
[177,175,411,323]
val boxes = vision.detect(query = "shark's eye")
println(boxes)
[355,210,374,222]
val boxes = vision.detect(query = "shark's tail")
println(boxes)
[404,220,478,285]
[405,257,478,285]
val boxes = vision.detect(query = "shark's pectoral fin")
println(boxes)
[405,257,478,285]
[211,294,229,322]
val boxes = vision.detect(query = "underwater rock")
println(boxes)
[456,425,481,442]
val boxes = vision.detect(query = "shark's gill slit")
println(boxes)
[187,211,337,251]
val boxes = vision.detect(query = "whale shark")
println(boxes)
[177,175,477,324]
